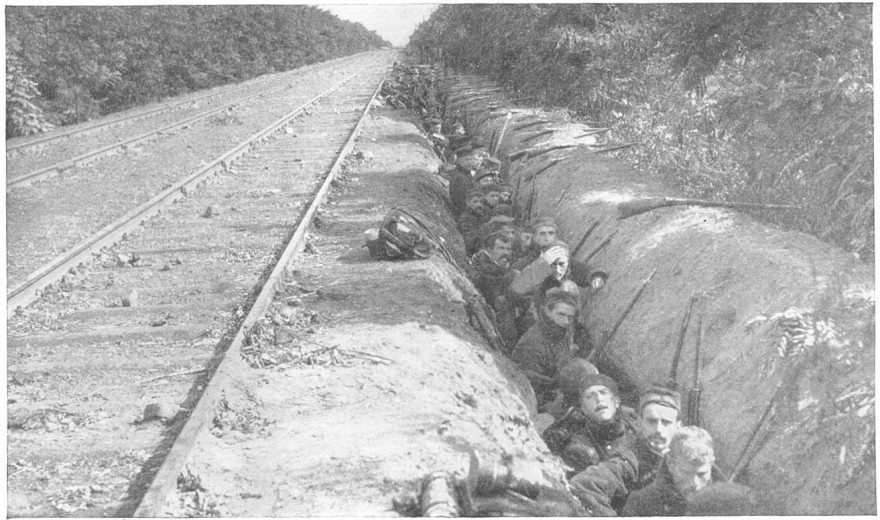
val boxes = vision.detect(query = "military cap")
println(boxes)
[580,373,619,396]
[639,385,681,413]
[488,214,515,224]
[543,287,578,310]
[589,270,609,283]
[465,187,486,200]
[481,228,511,249]
[558,359,600,404]
[474,168,498,182]
[529,216,558,232]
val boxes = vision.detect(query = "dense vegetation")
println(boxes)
[6,6,388,137]
[410,4,873,260]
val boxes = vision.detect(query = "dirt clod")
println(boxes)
[142,401,178,423]
[121,289,138,307]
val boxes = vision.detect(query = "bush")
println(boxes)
[410,4,873,260]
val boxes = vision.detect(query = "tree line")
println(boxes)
[6,6,389,138]
[410,4,873,260]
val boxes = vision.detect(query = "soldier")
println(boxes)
[512,217,560,270]
[470,231,516,310]
[458,188,492,255]
[476,215,517,247]
[542,373,639,475]
[513,222,534,262]
[509,239,593,338]
[511,288,580,407]
[497,182,514,206]
[483,184,503,213]
[448,147,482,217]
[569,386,684,515]
[622,426,716,516]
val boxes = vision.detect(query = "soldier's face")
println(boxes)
[499,225,516,242]
[499,191,512,204]
[669,456,714,499]
[458,154,481,171]
[533,226,557,247]
[519,231,533,249]
[580,385,619,423]
[488,240,512,266]
[466,196,485,213]
[551,258,569,280]
[485,191,501,207]
[640,404,681,454]
[477,176,496,188]
[545,302,576,328]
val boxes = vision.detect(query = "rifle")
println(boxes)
[618,197,799,220]
[728,355,809,483]
[587,268,657,363]
[668,293,698,390]
[573,128,611,139]
[592,142,636,154]
[525,177,538,222]
[492,112,514,156]
[687,309,703,426]
[582,230,617,264]
[513,119,551,132]
[570,220,600,258]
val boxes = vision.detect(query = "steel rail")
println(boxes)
[5,52,364,157]
[7,61,379,317]
[133,63,387,518]
[7,81,294,190]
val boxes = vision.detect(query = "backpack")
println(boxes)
[366,210,434,260]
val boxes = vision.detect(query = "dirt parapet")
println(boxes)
[159,104,576,515]
[446,79,875,515]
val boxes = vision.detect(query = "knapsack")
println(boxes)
[366,210,434,260]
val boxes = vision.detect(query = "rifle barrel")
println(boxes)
[669,294,698,385]
[588,268,657,362]
[571,220,600,258]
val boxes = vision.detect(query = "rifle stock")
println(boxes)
[618,197,799,220]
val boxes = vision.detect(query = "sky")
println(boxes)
[317,4,439,47]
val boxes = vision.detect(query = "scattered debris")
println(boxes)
[203,205,220,218]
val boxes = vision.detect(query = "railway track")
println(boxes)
[6,54,366,190]
[7,51,394,517]
[6,52,386,308]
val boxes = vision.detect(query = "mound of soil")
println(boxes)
[450,84,875,515]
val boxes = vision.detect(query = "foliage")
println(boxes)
[6,6,388,134]
[409,4,873,260]
[6,38,53,138]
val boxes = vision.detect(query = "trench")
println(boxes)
[434,75,875,515]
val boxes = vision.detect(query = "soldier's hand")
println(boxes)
[541,246,568,265]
